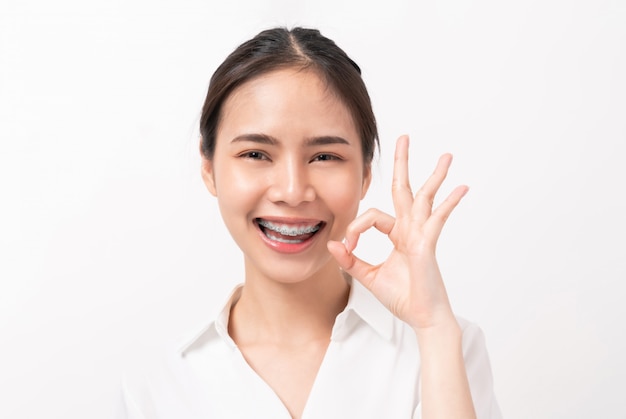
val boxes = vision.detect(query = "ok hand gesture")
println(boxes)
[327,135,468,333]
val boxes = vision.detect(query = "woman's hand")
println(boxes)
[327,135,468,333]
[328,135,478,418]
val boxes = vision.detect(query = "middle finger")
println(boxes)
[391,135,414,219]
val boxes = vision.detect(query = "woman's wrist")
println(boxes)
[412,315,462,348]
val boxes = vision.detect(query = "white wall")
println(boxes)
[1,0,624,418]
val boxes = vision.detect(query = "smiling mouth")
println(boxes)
[256,218,324,244]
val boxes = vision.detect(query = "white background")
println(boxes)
[1,0,625,418]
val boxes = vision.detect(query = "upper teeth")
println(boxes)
[257,219,321,236]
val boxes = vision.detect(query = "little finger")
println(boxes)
[425,185,469,240]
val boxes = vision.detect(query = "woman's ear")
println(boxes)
[361,164,372,199]
[201,157,218,196]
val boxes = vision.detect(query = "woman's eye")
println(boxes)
[240,151,267,160]
[313,153,340,162]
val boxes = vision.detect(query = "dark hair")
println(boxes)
[199,27,378,163]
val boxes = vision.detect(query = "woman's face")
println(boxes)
[202,68,371,284]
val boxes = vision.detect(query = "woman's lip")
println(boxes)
[254,216,324,225]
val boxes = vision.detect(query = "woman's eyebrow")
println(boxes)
[230,134,350,147]
[305,136,350,147]
[231,133,277,145]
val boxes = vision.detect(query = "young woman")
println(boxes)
[117,27,501,419]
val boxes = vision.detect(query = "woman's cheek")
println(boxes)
[327,172,363,214]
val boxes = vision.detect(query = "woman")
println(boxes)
[117,27,501,419]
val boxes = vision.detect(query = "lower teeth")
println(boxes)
[265,231,304,244]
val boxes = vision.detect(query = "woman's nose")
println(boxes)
[266,159,316,206]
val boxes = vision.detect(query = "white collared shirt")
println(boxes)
[116,280,502,418]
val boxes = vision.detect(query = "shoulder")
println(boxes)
[115,286,244,419]
[116,326,236,419]
[116,340,192,419]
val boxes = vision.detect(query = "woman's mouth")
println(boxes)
[256,218,323,243]
[255,218,325,251]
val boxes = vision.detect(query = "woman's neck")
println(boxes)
[228,263,350,346]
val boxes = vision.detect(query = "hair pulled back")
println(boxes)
[199,27,378,163]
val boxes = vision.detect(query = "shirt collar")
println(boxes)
[179,285,242,355]
[334,277,395,342]
[179,278,395,356]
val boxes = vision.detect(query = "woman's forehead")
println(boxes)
[218,68,358,136]
[225,68,339,107]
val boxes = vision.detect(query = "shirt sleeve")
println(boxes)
[413,320,503,419]
[461,321,503,419]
